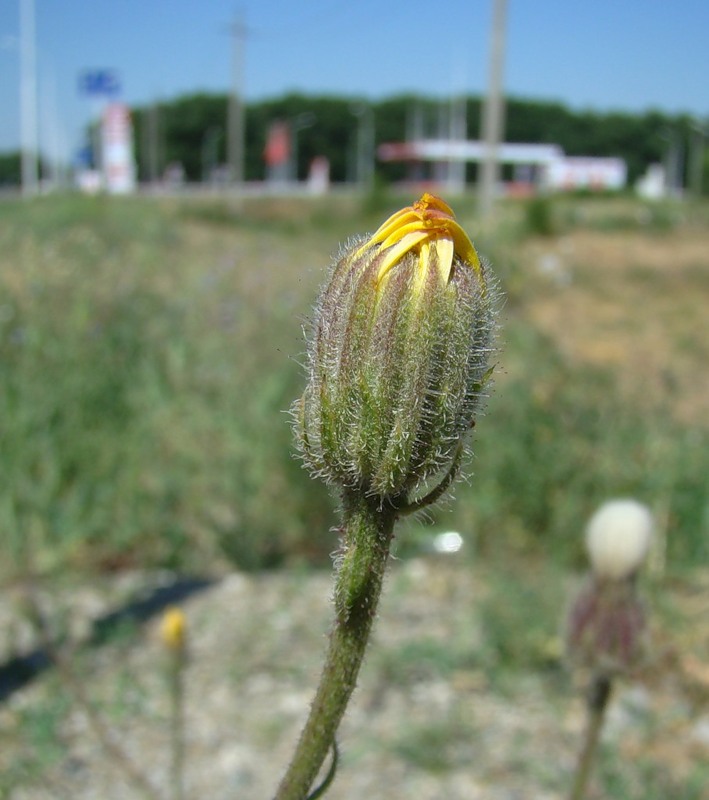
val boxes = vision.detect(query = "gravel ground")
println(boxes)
[1,558,707,800]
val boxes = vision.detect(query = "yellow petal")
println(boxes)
[433,237,455,284]
[357,193,482,287]
[380,219,437,250]
[376,230,430,284]
[413,193,456,218]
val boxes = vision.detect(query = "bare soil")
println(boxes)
[1,560,707,799]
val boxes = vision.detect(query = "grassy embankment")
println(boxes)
[0,192,706,577]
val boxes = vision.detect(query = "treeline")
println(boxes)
[0,153,21,187]
[130,92,700,187]
[0,92,702,189]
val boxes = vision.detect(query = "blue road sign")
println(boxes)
[74,145,94,168]
[79,70,121,98]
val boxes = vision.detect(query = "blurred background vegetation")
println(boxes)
[0,191,707,582]
[137,93,709,188]
[1,92,708,191]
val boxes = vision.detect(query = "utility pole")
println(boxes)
[147,100,161,184]
[20,0,39,196]
[661,128,682,198]
[478,0,508,218]
[41,65,63,190]
[351,103,375,189]
[689,120,706,199]
[227,13,246,189]
[406,103,425,183]
[448,93,467,194]
[289,112,316,184]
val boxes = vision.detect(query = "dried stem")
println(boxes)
[569,672,613,800]
[167,644,187,800]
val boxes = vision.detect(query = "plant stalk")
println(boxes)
[274,491,397,800]
[569,672,613,800]
[168,644,187,800]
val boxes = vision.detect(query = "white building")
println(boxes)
[542,156,627,191]
[377,139,627,192]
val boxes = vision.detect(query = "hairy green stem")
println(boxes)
[569,672,613,800]
[274,492,397,800]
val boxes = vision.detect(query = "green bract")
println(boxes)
[295,194,498,503]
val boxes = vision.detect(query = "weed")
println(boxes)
[392,716,472,773]
[525,196,556,237]
[597,750,709,799]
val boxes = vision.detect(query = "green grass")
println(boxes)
[597,751,709,800]
[524,195,557,237]
[0,195,336,576]
[453,324,709,569]
[552,196,683,234]
[0,193,707,578]
[0,673,70,798]
[391,715,472,773]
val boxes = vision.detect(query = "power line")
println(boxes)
[227,12,246,188]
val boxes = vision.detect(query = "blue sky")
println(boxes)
[1,0,707,156]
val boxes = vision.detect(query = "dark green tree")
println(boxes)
[124,91,699,188]
[0,152,21,187]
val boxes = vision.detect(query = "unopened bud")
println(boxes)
[585,499,654,580]
[567,500,654,674]
[160,607,186,651]
[294,194,497,501]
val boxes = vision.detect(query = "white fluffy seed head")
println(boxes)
[585,499,654,580]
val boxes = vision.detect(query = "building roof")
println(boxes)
[378,139,564,165]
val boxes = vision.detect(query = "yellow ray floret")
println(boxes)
[355,193,481,287]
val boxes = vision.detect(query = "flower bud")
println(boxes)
[160,606,187,651]
[294,194,497,501]
[566,500,654,675]
[585,500,653,581]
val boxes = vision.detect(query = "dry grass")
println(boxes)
[519,226,709,425]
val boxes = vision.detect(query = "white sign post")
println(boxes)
[101,103,136,194]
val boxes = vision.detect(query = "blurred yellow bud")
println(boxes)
[161,607,187,650]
